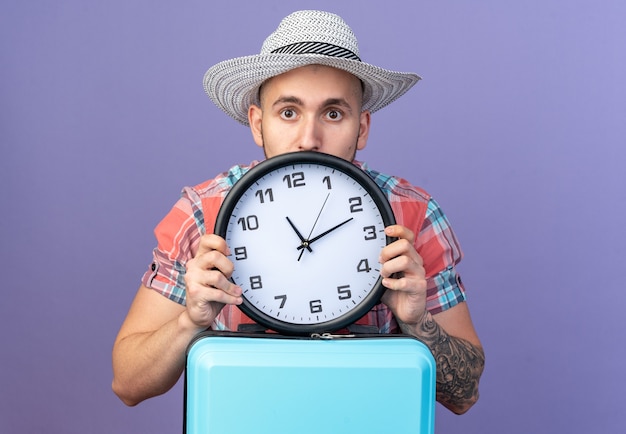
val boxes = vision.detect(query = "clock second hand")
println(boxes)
[306,192,331,240]
[294,192,331,261]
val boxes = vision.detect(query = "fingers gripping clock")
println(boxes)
[214,152,396,335]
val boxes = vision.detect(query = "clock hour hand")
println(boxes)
[285,216,313,252]
[297,217,354,250]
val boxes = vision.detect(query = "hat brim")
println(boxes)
[203,53,421,126]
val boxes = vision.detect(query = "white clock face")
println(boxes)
[216,152,395,334]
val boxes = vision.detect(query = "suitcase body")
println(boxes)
[185,332,436,434]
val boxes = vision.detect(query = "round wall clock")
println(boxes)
[214,151,396,335]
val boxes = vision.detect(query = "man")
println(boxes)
[112,10,484,415]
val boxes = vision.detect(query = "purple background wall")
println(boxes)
[2,1,625,433]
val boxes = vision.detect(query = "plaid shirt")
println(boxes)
[142,160,466,333]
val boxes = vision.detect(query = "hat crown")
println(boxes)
[260,10,360,58]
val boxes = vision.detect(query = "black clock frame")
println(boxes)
[214,151,396,335]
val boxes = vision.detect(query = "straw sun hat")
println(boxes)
[203,10,421,126]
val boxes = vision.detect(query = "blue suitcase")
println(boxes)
[184,331,436,434]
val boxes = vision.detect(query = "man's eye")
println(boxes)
[326,110,342,120]
[280,109,295,119]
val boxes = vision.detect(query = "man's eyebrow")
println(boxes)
[271,96,353,113]
[323,98,354,114]
[272,96,304,108]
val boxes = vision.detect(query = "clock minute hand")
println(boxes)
[297,217,354,250]
[286,216,313,252]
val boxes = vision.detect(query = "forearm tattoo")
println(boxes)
[400,315,485,413]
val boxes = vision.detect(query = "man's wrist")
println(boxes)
[398,311,437,339]
[177,310,210,336]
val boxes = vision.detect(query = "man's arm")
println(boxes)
[398,303,484,414]
[112,234,242,406]
[380,225,485,414]
[112,286,204,406]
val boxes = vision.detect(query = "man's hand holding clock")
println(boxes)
[379,225,429,328]
[182,223,427,331]
[183,234,243,330]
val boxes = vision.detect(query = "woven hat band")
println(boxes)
[271,41,361,61]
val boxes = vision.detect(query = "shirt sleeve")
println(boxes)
[141,186,209,305]
[363,160,468,316]
[417,198,467,314]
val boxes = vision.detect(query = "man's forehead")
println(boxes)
[258,65,363,104]
[266,64,360,84]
